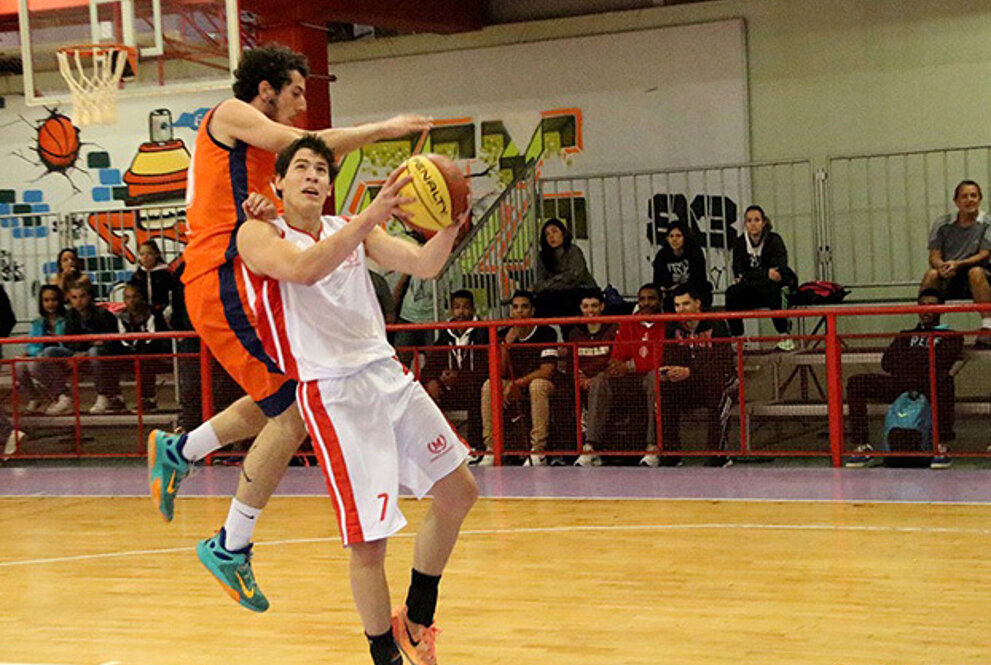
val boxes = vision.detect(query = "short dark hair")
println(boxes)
[953,179,983,200]
[450,289,474,307]
[38,285,65,318]
[637,282,662,299]
[275,134,338,180]
[232,43,310,103]
[670,284,702,302]
[918,288,945,304]
[578,288,604,303]
[511,289,535,306]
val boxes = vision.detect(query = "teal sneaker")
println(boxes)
[148,430,191,522]
[197,528,270,613]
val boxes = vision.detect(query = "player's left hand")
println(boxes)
[242,193,278,222]
[379,114,433,139]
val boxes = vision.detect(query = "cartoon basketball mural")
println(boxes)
[36,110,81,171]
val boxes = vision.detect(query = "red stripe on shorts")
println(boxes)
[300,381,365,545]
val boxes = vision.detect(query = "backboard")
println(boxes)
[18,0,239,106]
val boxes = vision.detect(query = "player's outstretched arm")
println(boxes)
[212,101,431,158]
[365,193,471,279]
[316,114,433,158]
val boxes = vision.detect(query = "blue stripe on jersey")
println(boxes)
[218,259,285,378]
[224,140,249,263]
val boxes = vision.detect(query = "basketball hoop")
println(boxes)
[56,44,136,127]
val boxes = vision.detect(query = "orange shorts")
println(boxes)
[184,259,296,418]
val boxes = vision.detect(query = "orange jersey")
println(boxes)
[182,105,280,284]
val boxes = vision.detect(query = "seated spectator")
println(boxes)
[845,289,963,469]
[387,232,435,367]
[480,290,558,466]
[129,240,175,322]
[49,247,92,299]
[16,285,73,415]
[421,289,489,451]
[652,222,714,312]
[585,283,669,466]
[64,283,125,414]
[114,283,170,411]
[564,289,618,467]
[919,179,991,346]
[533,218,597,321]
[658,285,736,467]
[725,205,798,350]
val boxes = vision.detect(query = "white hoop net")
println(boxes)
[56,46,130,127]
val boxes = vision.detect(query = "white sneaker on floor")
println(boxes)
[25,399,42,413]
[575,444,602,467]
[88,395,109,414]
[478,454,495,467]
[3,429,25,457]
[523,454,547,467]
[45,394,72,415]
[639,453,660,467]
[776,338,797,352]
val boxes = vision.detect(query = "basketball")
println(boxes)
[396,153,469,233]
[36,112,81,172]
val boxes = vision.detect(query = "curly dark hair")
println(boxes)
[275,134,338,180]
[232,43,310,102]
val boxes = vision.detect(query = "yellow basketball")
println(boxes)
[397,153,469,233]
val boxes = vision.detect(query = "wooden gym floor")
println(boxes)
[1,465,990,664]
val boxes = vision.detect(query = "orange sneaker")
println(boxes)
[391,605,439,665]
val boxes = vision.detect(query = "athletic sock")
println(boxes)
[981,317,991,329]
[222,498,261,551]
[181,421,221,462]
[366,628,402,665]
[405,568,441,628]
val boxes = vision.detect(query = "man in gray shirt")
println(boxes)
[920,179,991,346]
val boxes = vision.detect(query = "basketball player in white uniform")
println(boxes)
[236,134,476,665]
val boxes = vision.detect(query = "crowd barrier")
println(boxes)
[1,303,990,466]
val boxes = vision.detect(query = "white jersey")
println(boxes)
[244,215,396,381]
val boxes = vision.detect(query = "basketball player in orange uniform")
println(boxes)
[147,43,432,611]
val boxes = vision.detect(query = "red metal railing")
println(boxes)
[1,302,989,464]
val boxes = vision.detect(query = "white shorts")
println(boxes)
[296,357,470,546]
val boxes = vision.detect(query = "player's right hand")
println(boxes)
[242,193,278,222]
[366,164,415,227]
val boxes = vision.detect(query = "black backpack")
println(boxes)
[787,281,850,306]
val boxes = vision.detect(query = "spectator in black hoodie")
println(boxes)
[64,283,125,414]
[129,240,175,322]
[652,221,713,312]
[0,284,14,357]
[725,205,797,347]
[845,289,963,468]
[421,289,489,449]
[115,283,169,411]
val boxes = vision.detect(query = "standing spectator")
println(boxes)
[565,289,618,467]
[479,290,558,466]
[533,218,597,321]
[652,222,714,311]
[389,231,436,367]
[16,285,72,415]
[586,283,669,466]
[659,285,736,467]
[129,240,175,321]
[49,248,92,299]
[64,283,125,414]
[0,283,13,357]
[919,179,991,346]
[421,289,489,452]
[725,205,797,350]
[845,289,963,469]
[114,283,169,411]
